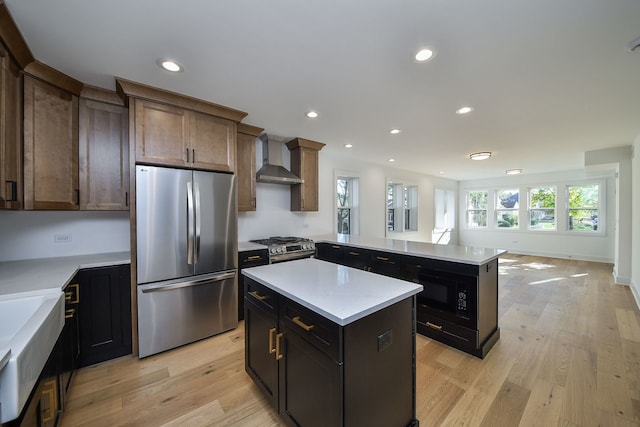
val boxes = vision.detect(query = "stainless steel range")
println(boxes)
[249,236,315,263]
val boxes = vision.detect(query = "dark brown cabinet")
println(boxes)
[286,138,325,212]
[236,123,263,211]
[23,74,79,210]
[78,87,129,210]
[244,276,417,426]
[76,264,132,367]
[238,248,269,320]
[0,40,22,210]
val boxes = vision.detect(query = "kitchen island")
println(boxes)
[242,258,423,427]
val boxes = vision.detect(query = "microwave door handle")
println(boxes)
[187,181,194,265]
[194,181,201,264]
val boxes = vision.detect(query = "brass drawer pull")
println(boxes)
[65,308,75,319]
[292,316,314,331]
[376,256,390,261]
[331,245,341,249]
[426,321,443,331]
[275,333,284,360]
[247,255,262,260]
[65,283,80,303]
[348,252,360,256]
[268,327,276,354]
[41,380,57,422]
[250,290,268,301]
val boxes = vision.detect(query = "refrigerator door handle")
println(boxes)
[187,181,194,265]
[194,181,201,263]
[140,271,236,293]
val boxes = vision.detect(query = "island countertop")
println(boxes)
[241,258,423,326]
[311,234,506,265]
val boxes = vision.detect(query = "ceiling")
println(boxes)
[5,0,640,180]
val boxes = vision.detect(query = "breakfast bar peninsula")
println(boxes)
[242,258,423,427]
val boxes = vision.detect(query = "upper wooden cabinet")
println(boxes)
[116,78,247,173]
[236,123,263,211]
[286,138,325,212]
[79,86,129,210]
[0,41,22,209]
[23,73,80,210]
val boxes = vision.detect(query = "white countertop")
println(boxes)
[312,234,506,265]
[0,252,130,299]
[242,258,422,326]
[238,241,268,252]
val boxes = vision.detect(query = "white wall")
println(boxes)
[458,169,616,263]
[238,146,458,243]
[0,211,130,261]
[632,136,640,308]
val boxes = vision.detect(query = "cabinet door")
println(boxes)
[189,111,236,172]
[278,327,342,427]
[23,75,79,210]
[77,265,132,367]
[79,99,129,210]
[0,42,22,209]
[315,243,344,264]
[290,147,319,211]
[134,99,189,167]
[244,297,279,408]
[236,131,256,211]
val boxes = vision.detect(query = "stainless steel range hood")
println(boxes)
[256,133,303,185]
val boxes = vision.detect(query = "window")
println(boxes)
[529,187,556,230]
[434,189,456,230]
[387,180,418,233]
[567,183,599,232]
[466,191,488,228]
[337,176,359,234]
[496,189,519,228]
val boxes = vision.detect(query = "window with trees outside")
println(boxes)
[529,187,556,230]
[496,189,519,228]
[466,191,488,228]
[337,177,358,234]
[567,184,599,232]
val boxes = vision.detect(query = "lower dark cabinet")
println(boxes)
[76,265,132,367]
[238,249,269,320]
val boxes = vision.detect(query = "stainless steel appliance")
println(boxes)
[248,236,315,263]
[136,165,237,358]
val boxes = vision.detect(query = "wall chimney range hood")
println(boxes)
[256,133,304,184]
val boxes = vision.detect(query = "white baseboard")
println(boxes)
[503,249,614,264]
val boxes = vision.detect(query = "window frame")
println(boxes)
[335,172,360,235]
[466,190,488,229]
[528,186,557,231]
[566,182,603,234]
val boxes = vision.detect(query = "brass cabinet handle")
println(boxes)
[250,290,268,301]
[348,252,360,256]
[268,327,276,355]
[41,379,57,422]
[292,316,314,331]
[331,245,341,249]
[275,332,284,360]
[65,283,80,304]
[426,321,443,331]
[65,308,75,319]
[376,256,390,261]
[247,255,262,260]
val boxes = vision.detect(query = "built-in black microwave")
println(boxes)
[415,269,477,329]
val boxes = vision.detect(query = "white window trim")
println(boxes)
[334,169,360,235]
[527,186,557,231]
[565,180,606,235]
[465,190,489,229]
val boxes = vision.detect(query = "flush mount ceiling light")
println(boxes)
[414,48,435,63]
[456,106,474,115]
[158,59,183,72]
[344,144,353,148]
[469,152,492,161]
[389,129,401,135]
[388,158,396,162]
[306,111,319,118]
[506,169,523,175]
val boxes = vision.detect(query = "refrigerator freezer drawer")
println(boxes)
[137,271,238,358]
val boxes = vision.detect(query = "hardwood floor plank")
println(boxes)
[478,380,530,427]
[617,308,640,342]
[519,378,564,427]
[560,347,598,426]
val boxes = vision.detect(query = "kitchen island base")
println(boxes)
[244,274,419,427]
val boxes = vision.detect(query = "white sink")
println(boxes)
[0,291,64,423]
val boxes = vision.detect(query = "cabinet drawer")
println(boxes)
[280,298,341,363]
[239,249,269,268]
[245,279,278,313]
[417,310,478,348]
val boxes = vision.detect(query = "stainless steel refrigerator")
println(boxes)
[135,165,238,358]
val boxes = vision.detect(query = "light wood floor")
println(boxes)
[59,255,640,427]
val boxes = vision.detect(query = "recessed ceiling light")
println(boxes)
[414,48,435,63]
[388,158,396,162]
[306,111,319,118]
[389,129,401,135]
[469,152,492,161]
[456,106,474,115]
[506,169,523,175]
[344,144,353,148]
[439,171,445,174]
[158,59,183,72]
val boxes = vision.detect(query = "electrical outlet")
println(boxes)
[54,234,72,243]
